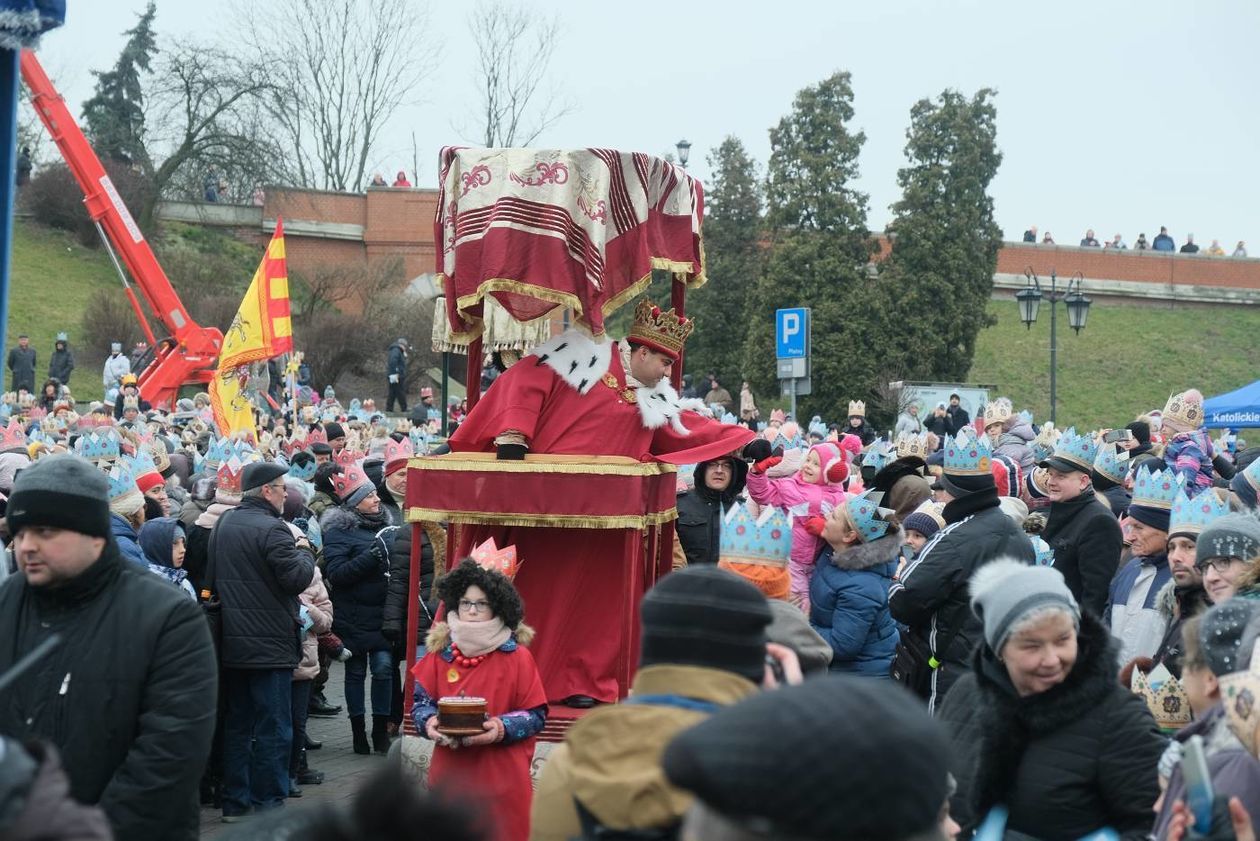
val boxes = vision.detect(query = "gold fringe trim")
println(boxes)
[406,506,677,529]
[406,453,676,477]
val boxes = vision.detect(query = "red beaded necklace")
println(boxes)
[451,644,490,668]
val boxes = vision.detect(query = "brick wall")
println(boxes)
[997,242,1260,290]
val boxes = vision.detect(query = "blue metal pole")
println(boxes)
[0,48,19,394]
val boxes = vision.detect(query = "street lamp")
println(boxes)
[675,138,691,169]
[1016,268,1092,425]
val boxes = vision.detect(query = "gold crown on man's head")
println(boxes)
[628,299,694,361]
[1131,664,1191,733]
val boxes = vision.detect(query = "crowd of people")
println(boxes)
[1023,224,1248,257]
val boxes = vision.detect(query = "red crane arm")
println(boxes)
[19,49,222,409]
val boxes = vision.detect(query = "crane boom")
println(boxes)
[19,49,222,409]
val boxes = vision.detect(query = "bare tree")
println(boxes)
[240,0,437,192]
[466,1,573,147]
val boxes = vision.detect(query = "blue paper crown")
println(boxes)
[1030,535,1055,566]
[107,460,139,502]
[409,428,431,453]
[1132,466,1182,511]
[943,429,993,476]
[1050,427,1098,472]
[720,412,739,426]
[75,430,120,463]
[129,449,158,477]
[288,458,318,481]
[807,416,827,438]
[1169,487,1231,537]
[1240,456,1260,495]
[861,438,894,471]
[719,502,792,565]
[771,432,805,452]
[1017,409,1034,426]
[1092,446,1130,484]
[204,436,231,469]
[843,490,893,543]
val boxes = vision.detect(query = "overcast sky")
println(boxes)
[33,0,1260,246]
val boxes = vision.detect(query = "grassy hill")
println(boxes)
[970,298,1260,430]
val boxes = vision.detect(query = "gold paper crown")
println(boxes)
[847,400,866,418]
[983,397,1013,428]
[1131,663,1191,732]
[627,299,694,360]
[895,431,930,460]
[1163,390,1204,431]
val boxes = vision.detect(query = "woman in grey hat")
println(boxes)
[937,559,1166,838]
[1198,513,1260,604]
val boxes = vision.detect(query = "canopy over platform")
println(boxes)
[1204,380,1260,429]
[436,147,706,343]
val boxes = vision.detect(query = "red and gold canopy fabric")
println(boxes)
[436,147,706,341]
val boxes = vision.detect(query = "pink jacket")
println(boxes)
[295,566,334,681]
[744,469,846,569]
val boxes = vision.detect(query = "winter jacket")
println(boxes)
[529,665,759,841]
[0,739,112,840]
[381,491,437,644]
[871,458,932,521]
[321,506,391,654]
[924,412,950,442]
[1150,580,1210,678]
[945,405,972,436]
[674,458,749,566]
[1105,552,1172,665]
[995,422,1036,475]
[1096,480,1131,519]
[767,599,833,674]
[844,417,877,446]
[1153,705,1260,839]
[184,501,234,594]
[937,612,1164,840]
[138,515,196,600]
[1153,233,1176,251]
[890,487,1036,711]
[1042,489,1124,617]
[47,344,74,385]
[101,353,130,390]
[0,543,217,841]
[110,512,151,567]
[808,528,901,676]
[212,495,316,670]
[894,412,923,436]
[178,496,210,531]
[6,346,34,391]
[387,340,407,380]
[296,566,334,681]
[1164,429,1215,498]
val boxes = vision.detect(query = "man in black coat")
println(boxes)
[890,434,1035,712]
[47,332,74,386]
[0,455,216,840]
[944,393,970,436]
[379,438,435,648]
[386,338,409,413]
[211,461,316,821]
[673,456,747,566]
[1039,438,1124,618]
[6,333,35,393]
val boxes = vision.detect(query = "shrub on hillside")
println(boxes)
[24,160,155,247]
[80,287,145,358]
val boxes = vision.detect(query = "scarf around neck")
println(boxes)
[447,613,511,657]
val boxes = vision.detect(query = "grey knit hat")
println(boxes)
[7,454,111,539]
[970,558,1080,651]
[1197,513,1260,564]
[1199,600,1260,677]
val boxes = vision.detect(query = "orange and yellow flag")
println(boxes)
[210,219,293,439]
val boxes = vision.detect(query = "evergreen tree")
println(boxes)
[743,71,871,420]
[880,89,1003,382]
[684,136,763,394]
[82,1,157,168]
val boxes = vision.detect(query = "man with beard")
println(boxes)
[673,455,748,567]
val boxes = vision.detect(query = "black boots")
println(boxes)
[350,715,370,755]
[371,715,391,754]
[308,691,341,718]
[296,748,324,785]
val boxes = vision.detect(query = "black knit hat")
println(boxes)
[7,454,111,539]
[639,566,771,684]
[1126,420,1152,447]
[1128,502,1171,533]
[662,675,950,841]
[323,422,345,441]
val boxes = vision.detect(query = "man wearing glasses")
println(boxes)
[212,462,316,823]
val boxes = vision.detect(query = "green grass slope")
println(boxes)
[970,299,1260,430]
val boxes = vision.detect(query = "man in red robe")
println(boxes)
[449,300,754,705]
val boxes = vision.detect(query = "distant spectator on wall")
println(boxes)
[1206,239,1226,256]
[1153,226,1176,251]
[1234,241,1248,258]
[1023,225,1038,243]
[392,171,411,187]
[252,185,265,206]
[1106,233,1127,249]
[1180,234,1200,254]
[1079,229,1101,247]
[1134,233,1149,250]
[204,169,219,202]
[1042,231,1055,244]
[369,173,387,188]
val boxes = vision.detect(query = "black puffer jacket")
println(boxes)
[675,458,748,566]
[1042,489,1124,618]
[889,487,1036,711]
[0,543,217,840]
[321,506,391,654]
[380,493,436,644]
[938,612,1164,840]
[212,495,316,670]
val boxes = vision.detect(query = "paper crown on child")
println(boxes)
[469,538,519,578]
[1131,662,1191,733]
[107,459,141,506]
[627,299,694,361]
[805,416,827,439]
[203,436,232,470]
[1092,445,1130,484]
[1163,389,1204,432]
[306,426,328,446]
[1030,535,1055,567]
[75,430,120,465]
[288,457,318,482]
[847,400,866,418]
[1046,427,1097,473]
[861,438,894,471]
[718,502,792,568]
[943,428,992,476]
[983,397,1013,428]
[1169,487,1231,538]
[842,490,895,543]
[719,411,739,426]
[1132,466,1181,511]
[895,431,930,460]
[0,418,26,454]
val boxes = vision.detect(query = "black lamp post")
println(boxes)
[1017,268,1092,425]
[675,138,691,169]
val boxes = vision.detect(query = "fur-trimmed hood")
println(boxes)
[317,505,381,533]
[829,527,905,571]
[425,620,535,652]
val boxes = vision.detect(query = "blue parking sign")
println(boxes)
[775,308,809,359]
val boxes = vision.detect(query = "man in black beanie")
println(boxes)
[663,676,958,841]
[891,431,1035,712]
[323,423,346,454]
[0,455,217,840]
[530,567,773,841]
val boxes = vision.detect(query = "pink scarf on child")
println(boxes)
[447,614,512,657]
